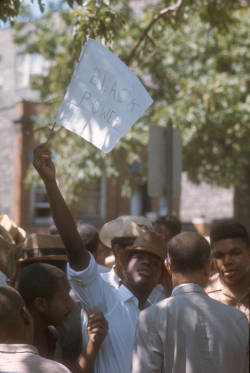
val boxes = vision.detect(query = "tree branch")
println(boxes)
[125,0,186,65]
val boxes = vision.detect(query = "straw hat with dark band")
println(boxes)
[100,216,152,248]
[11,233,68,284]
[23,233,66,258]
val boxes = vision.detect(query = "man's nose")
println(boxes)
[224,254,233,265]
[141,254,151,264]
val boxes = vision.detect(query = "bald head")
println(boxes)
[0,287,26,340]
[167,232,211,273]
[78,224,99,254]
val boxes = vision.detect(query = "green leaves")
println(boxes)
[11,1,250,203]
[0,0,20,22]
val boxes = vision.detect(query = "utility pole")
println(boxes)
[166,120,173,215]
[148,122,182,216]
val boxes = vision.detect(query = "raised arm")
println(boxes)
[33,143,90,270]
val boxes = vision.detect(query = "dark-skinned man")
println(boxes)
[0,286,71,373]
[33,143,165,373]
[206,219,250,322]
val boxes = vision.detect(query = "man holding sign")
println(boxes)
[33,143,165,373]
[32,38,157,373]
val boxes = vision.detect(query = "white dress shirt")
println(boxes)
[67,253,160,373]
[97,263,110,274]
[0,344,70,373]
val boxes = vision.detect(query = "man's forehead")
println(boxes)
[213,237,248,252]
[129,249,163,262]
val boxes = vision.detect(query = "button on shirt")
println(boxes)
[67,253,155,373]
[0,344,70,373]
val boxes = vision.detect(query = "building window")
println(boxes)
[29,174,106,226]
[77,180,102,224]
[16,53,50,89]
[29,187,51,225]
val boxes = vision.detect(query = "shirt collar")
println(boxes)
[210,273,250,301]
[118,284,155,310]
[118,284,137,304]
[172,283,193,295]
[0,344,38,355]
[171,282,205,296]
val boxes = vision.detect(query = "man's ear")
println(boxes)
[20,305,33,326]
[33,297,49,313]
[204,259,211,277]
[164,258,172,276]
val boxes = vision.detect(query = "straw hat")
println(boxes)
[11,234,68,284]
[0,225,16,278]
[0,215,26,244]
[99,216,152,248]
[23,233,66,258]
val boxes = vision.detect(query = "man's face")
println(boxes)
[45,278,74,326]
[154,224,173,247]
[212,238,250,286]
[95,241,111,266]
[125,251,163,291]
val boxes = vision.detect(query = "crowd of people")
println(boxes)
[0,143,249,373]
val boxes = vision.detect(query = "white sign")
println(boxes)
[56,38,153,153]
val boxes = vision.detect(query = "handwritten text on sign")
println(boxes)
[56,38,153,153]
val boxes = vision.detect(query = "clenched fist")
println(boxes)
[33,143,56,183]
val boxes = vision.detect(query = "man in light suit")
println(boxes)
[132,232,249,373]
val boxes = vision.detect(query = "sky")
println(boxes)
[0,0,66,29]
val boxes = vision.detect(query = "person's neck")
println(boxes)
[172,272,206,289]
[0,325,33,345]
[122,280,153,309]
[31,312,51,358]
[113,263,124,280]
[1,335,33,345]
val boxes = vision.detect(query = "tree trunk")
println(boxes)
[234,172,250,235]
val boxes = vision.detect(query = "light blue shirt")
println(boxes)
[67,253,160,373]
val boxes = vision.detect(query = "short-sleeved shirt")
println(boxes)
[67,253,157,373]
[0,344,71,373]
[206,273,249,322]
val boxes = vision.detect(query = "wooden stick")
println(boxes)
[46,121,56,144]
